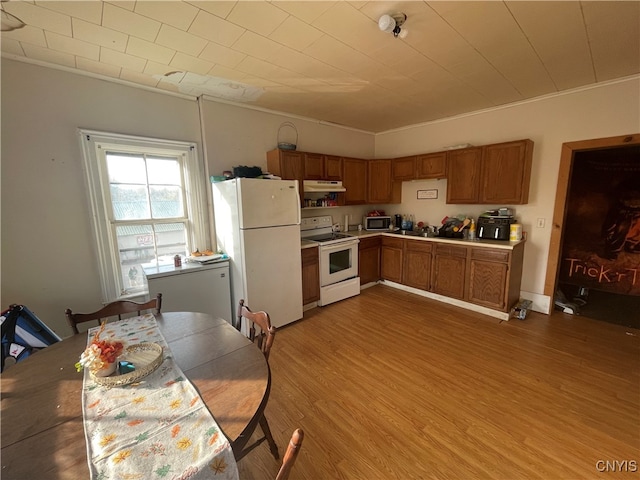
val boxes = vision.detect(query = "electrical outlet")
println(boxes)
[536,218,545,228]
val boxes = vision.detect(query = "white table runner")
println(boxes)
[81,313,239,480]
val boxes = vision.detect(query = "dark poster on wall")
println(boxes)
[559,146,640,296]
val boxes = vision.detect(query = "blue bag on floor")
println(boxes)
[1,304,61,372]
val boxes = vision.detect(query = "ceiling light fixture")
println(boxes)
[1,1,26,32]
[378,13,408,39]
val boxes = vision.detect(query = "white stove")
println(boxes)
[301,216,360,306]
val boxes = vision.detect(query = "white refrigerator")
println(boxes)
[212,178,303,331]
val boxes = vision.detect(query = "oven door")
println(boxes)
[319,240,359,287]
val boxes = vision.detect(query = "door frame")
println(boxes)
[544,133,640,298]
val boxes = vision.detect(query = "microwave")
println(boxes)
[364,216,392,231]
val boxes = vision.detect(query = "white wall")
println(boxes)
[1,59,374,337]
[375,77,640,312]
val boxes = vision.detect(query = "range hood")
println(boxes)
[303,180,346,193]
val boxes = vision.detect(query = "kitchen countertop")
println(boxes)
[300,229,525,250]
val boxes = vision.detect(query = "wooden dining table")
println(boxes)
[0,312,270,479]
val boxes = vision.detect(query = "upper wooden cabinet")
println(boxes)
[368,159,400,204]
[446,147,483,204]
[267,149,305,204]
[481,140,533,204]
[342,157,368,205]
[416,152,446,179]
[393,156,416,181]
[304,153,342,181]
[446,139,533,204]
[393,152,446,181]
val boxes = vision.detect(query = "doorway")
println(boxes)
[545,134,640,328]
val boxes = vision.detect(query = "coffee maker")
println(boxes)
[394,214,402,230]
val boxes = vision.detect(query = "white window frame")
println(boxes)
[79,129,208,302]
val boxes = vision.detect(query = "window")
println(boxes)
[80,130,208,301]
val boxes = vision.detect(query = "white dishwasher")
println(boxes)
[144,260,232,324]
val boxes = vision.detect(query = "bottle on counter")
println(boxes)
[469,219,476,240]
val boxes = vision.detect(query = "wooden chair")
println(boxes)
[233,299,279,461]
[65,293,162,334]
[275,429,304,480]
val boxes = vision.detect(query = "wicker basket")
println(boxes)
[277,122,298,150]
[90,342,163,388]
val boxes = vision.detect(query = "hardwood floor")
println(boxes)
[236,285,640,479]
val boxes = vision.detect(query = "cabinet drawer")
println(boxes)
[435,244,467,257]
[382,236,403,248]
[404,239,432,253]
[471,248,509,263]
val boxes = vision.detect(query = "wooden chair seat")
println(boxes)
[65,293,162,334]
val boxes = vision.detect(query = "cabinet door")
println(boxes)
[393,156,416,181]
[468,260,508,310]
[368,159,395,204]
[481,139,533,204]
[301,247,320,304]
[381,237,403,283]
[431,244,468,299]
[416,152,446,179]
[402,240,432,290]
[342,157,368,205]
[359,236,381,285]
[446,147,482,204]
[324,155,342,180]
[304,153,324,180]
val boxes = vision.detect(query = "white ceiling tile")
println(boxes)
[144,60,179,77]
[207,64,248,82]
[271,1,336,24]
[583,1,640,81]
[199,41,246,69]
[127,36,175,65]
[506,1,594,91]
[232,31,283,62]
[45,31,100,60]
[102,3,161,42]
[76,56,121,78]
[186,1,236,19]
[235,56,281,78]
[120,68,161,87]
[156,24,207,57]
[241,76,282,88]
[311,2,381,53]
[4,1,71,36]
[226,1,289,37]
[100,46,146,72]
[268,15,324,52]
[35,1,103,25]
[133,1,199,32]
[21,42,76,67]
[155,78,181,93]
[105,2,135,12]
[1,25,47,47]
[188,9,245,47]
[1,38,25,56]
[72,18,127,52]
[170,52,215,75]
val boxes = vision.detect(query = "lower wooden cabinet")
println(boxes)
[431,244,468,300]
[468,244,524,311]
[381,237,403,283]
[402,239,432,290]
[358,236,381,285]
[301,247,320,305]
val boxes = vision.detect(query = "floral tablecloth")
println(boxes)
[82,314,239,480]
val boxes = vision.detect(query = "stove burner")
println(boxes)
[305,233,352,242]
